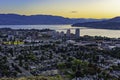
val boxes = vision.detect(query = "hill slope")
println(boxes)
[72,17,120,29]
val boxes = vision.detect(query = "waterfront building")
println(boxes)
[75,28,80,38]
[60,31,64,38]
[66,29,71,38]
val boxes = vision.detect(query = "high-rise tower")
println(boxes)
[75,28,80,38]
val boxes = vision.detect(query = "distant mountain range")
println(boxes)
[72,17,120,29]
[0,14,105,25]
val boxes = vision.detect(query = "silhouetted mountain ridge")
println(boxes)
[108,16,120,22]
[0,14,104,25]
[72,16,120,29]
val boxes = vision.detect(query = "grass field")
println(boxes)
[3,41,24,45]
[0,75,64,80]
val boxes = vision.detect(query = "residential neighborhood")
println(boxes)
[0,28,120,80]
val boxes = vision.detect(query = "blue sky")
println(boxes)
[0,0,120,18]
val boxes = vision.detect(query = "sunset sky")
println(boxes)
[0,0,120,18]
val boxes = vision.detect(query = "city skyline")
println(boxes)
[0,0,120,19]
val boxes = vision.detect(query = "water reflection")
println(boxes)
[0,25,120,38]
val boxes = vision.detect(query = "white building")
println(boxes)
[7,35,15,41]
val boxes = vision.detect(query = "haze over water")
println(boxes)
[0,25,120,38]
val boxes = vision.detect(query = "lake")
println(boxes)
[0,25,120,38]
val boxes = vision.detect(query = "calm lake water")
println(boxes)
[0,25,120,38]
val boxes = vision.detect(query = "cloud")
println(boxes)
[71,11,78,13]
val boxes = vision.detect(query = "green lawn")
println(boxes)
[3,41,24,45]
[0,75,64,80]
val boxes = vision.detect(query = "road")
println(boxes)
[8,57,33,77]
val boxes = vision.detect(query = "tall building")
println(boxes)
[75,28,80,38]
[66,29,71,37]
[60,31,64,37]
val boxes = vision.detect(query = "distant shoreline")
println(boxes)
[72,26,120,30]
